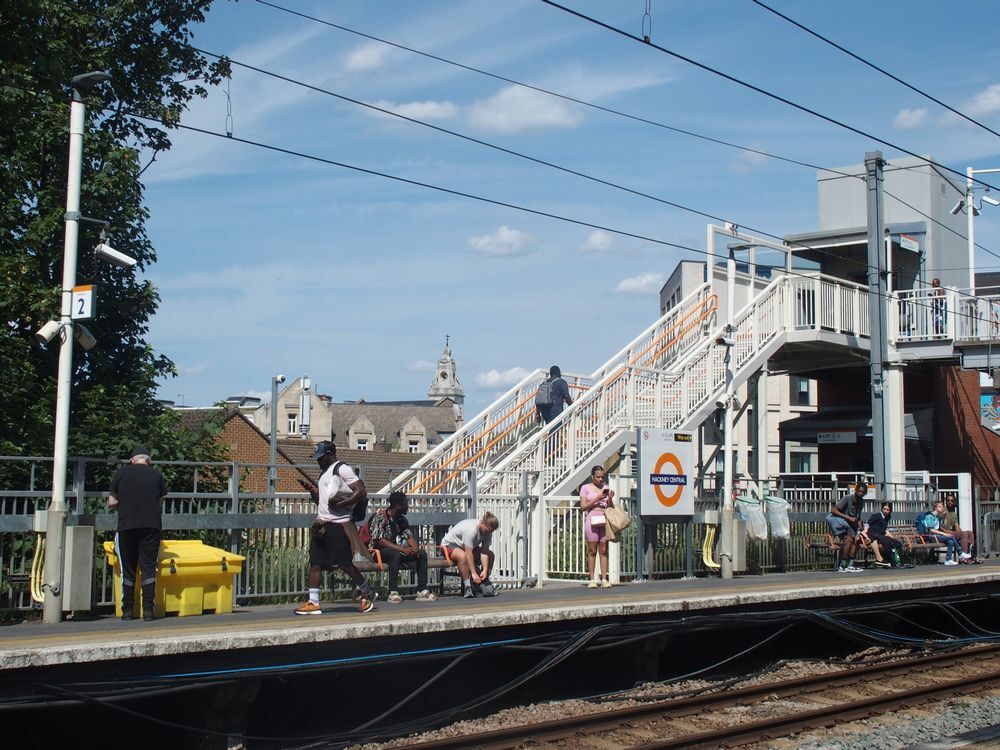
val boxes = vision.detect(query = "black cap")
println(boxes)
[313,441,335,461]
[131,445,150,458]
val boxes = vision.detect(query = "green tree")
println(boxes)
[0,0,231,471]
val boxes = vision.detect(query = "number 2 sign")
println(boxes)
[71,285,95,320]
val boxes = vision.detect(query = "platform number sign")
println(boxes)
[637,428,695,516]
[71,284,95,321]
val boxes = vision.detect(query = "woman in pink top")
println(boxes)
[579,465,615,588]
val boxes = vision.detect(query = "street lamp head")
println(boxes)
[983,195,1000,207]
[950,200,965,216]
[71,71,111,92]
[94,242,137,269]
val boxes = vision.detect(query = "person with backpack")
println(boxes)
[535,365,573,424]
[368,491,438,603]
[294,441,378,615]
[864,502,904,568]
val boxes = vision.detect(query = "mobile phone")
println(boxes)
[602,488,609,497]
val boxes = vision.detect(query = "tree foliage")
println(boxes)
[0,0,230,466]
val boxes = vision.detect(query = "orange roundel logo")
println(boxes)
[651,452,687,507]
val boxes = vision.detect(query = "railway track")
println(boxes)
[385,643,1000,750]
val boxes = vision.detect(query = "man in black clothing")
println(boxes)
[108,445,166,621]
[865,501,904,567]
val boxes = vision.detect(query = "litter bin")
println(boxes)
[103,540,245,618]
[736,497,768,540]
[764,496,791,540]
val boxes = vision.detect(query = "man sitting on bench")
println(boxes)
[442,512,500,598]
[369,491,438,603]
[826,482,867,573]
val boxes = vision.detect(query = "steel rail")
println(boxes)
[388,644,1000,750]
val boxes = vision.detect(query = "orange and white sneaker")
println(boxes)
[358,591,378,613]
[294,600,322,616]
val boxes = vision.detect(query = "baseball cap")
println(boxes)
[130,445,150,458]
[313,441,335,461]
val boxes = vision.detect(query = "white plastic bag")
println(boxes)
[765,496,791,540]
[737,497,768,541]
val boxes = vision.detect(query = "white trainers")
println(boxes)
[838,565,863,573]
[944,559,959,566]
[959,552,972,560]
[415,589,438,601]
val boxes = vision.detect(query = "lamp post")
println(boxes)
[966,167,1000,291]
[42,71,111,624]
[269,374,285,502]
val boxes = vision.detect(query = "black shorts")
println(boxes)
[309,522,353,569]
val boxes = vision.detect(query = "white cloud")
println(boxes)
[475,367,531,388]
[468,225,535,257]
[962,83,1000,118]
[614,272,665,295]
[729,148,769,174]
[466,86,584,134]
[892,107,929,130]
[368,99,458,121]
[406,360,435,372]
[344,42,392,74]
[177,364,206,375]
[579,230,616,253]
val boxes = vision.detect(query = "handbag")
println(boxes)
[605,505,631,535]
[589,510,606,526]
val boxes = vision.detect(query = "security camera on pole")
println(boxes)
[269,374,286,503]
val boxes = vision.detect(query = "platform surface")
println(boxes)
[2,561,998,670]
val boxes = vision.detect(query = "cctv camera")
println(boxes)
[950,200,965,216]
[75,324,97,351]
[35,320,63,345]
[275,374,286,384]
[984,195,1000,207]
[714,398,728,410]
[715,335,735,347]
[94,243,137,269]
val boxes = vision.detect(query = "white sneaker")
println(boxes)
[944,559,959,566]
[959,552,972,560]
[838,566,863,573]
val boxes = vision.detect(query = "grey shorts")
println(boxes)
[826,514,858,539]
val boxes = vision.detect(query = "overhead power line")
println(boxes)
[538,0,1000,193]
[247,1,999,265]
[750,0,1000,140]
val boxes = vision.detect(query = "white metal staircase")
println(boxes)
[379,282,719,497]
[480,273,874,496]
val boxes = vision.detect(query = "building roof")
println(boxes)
[275,439,424,491]
[174,407,225,434]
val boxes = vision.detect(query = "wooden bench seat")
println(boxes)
[806,524,945,568]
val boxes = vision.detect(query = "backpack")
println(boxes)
[534,378,554,409]
[358,512,374,546]
[332,460,369,523]
[915,511,933,535]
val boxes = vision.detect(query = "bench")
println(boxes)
[806,524,946,568]
[352,545,457,596]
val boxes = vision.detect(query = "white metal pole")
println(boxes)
[720,247,736,580]
[42,92,86,624]
[269,376,279,502]
[968,167,976,292]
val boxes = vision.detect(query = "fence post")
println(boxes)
[520,469,530,585]
[72,457,86,516]
[468,469,477,519]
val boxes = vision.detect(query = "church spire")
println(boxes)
[428,335,464,421]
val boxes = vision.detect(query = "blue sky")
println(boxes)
[142,0,1000,415]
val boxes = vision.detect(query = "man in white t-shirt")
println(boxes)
[294,441,377,615]
[442,512,500,598]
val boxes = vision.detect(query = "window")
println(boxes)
[790,376,811,406]
[356,439,370,451]
[789,451,814,473]
[287,413,297,435]
[407,440,420,453]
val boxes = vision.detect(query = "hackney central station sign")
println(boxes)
[637,428,695,516]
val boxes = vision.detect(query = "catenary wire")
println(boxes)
[241,3,1000,267]
[538,0,1000,193]
[750,0,1000,140]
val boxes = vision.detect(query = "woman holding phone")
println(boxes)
[579,465,615,588]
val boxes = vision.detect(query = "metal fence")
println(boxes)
[2,458,997,612]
